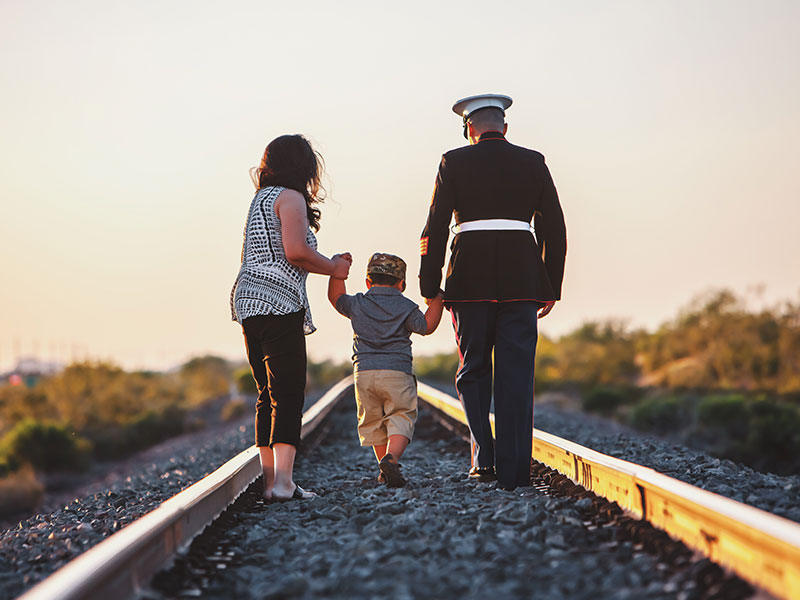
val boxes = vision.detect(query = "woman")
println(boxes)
[231,134,351,501]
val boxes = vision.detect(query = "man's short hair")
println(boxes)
[467,107,506,129]
[367,273,402,286]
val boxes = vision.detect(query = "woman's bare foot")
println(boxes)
[272,483,317,501]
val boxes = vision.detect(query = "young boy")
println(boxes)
[328,252,444,487]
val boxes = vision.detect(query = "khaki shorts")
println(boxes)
[353,370,418,446]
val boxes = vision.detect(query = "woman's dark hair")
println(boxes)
[253,134,325,231]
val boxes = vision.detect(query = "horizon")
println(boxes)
[1,284,795,374]
[2,1,799,373]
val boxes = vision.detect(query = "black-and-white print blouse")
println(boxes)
[230,185,317,334]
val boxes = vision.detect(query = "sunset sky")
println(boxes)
[1,0,799,372]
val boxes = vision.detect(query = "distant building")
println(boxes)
[3,357,63,387]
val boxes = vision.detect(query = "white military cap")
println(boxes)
[452,93,513,122]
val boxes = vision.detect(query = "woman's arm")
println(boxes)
[275,189,350,278]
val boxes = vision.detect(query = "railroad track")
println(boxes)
[16,377,800,600]
[419,383,800,600]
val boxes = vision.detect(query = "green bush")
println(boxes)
[86,405,186,460]
[696,394,750,440]
[628,394,692,435]
[745,399,800,473]
[692,394,750,462]
[0,467,44,517]
[126,405,186,449]
[0,388,51,431]
[414,352,459,382]
[221,398,249,422]
[582,386,638,416]
[234,366,257,394]
[627,392,800,475]
[698,396,800,474]
[307,360,351,390]
[180,356,233,407]
[0,420,92,472]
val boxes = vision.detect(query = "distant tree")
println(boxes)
[413,353,459,383]
[42,362,183,429]
[776,300,800,394]
[233,366,257,394]
[0,387,51,436]
[534,335,560,387]
[638,289,800,392]
[179,355,233,406]
[306,360,352,390]
[550,320,641,387]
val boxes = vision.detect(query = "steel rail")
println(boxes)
[18,375,354,600]
[417,381,800,600]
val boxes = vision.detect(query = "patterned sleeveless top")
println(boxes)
[230,186,317,334]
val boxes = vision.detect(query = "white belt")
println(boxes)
[453,219,534,234]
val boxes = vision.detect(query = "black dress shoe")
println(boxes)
[468,466,497,482]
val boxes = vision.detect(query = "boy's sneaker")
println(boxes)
[379,454,406,488]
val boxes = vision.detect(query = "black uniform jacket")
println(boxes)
[419,132,567,303]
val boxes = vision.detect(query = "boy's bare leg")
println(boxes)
[385,435,410,463]
[372,444,388,463]
[259,446,275,499]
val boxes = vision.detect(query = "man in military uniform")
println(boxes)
[419,94,567,491]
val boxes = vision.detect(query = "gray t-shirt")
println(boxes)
[335,286,428,373]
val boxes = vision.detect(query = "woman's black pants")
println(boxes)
[242,311,306,448]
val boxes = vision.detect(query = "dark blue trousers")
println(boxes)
[451,302,539,489]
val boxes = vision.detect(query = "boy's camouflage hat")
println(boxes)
[367,253,406,281]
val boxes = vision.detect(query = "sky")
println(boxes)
[1,0,799,372]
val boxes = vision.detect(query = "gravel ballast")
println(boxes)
[147,402,755,600]
[531,397,800,524]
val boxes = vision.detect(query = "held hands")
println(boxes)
[424,290,445,306]
[331,253,353,280]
